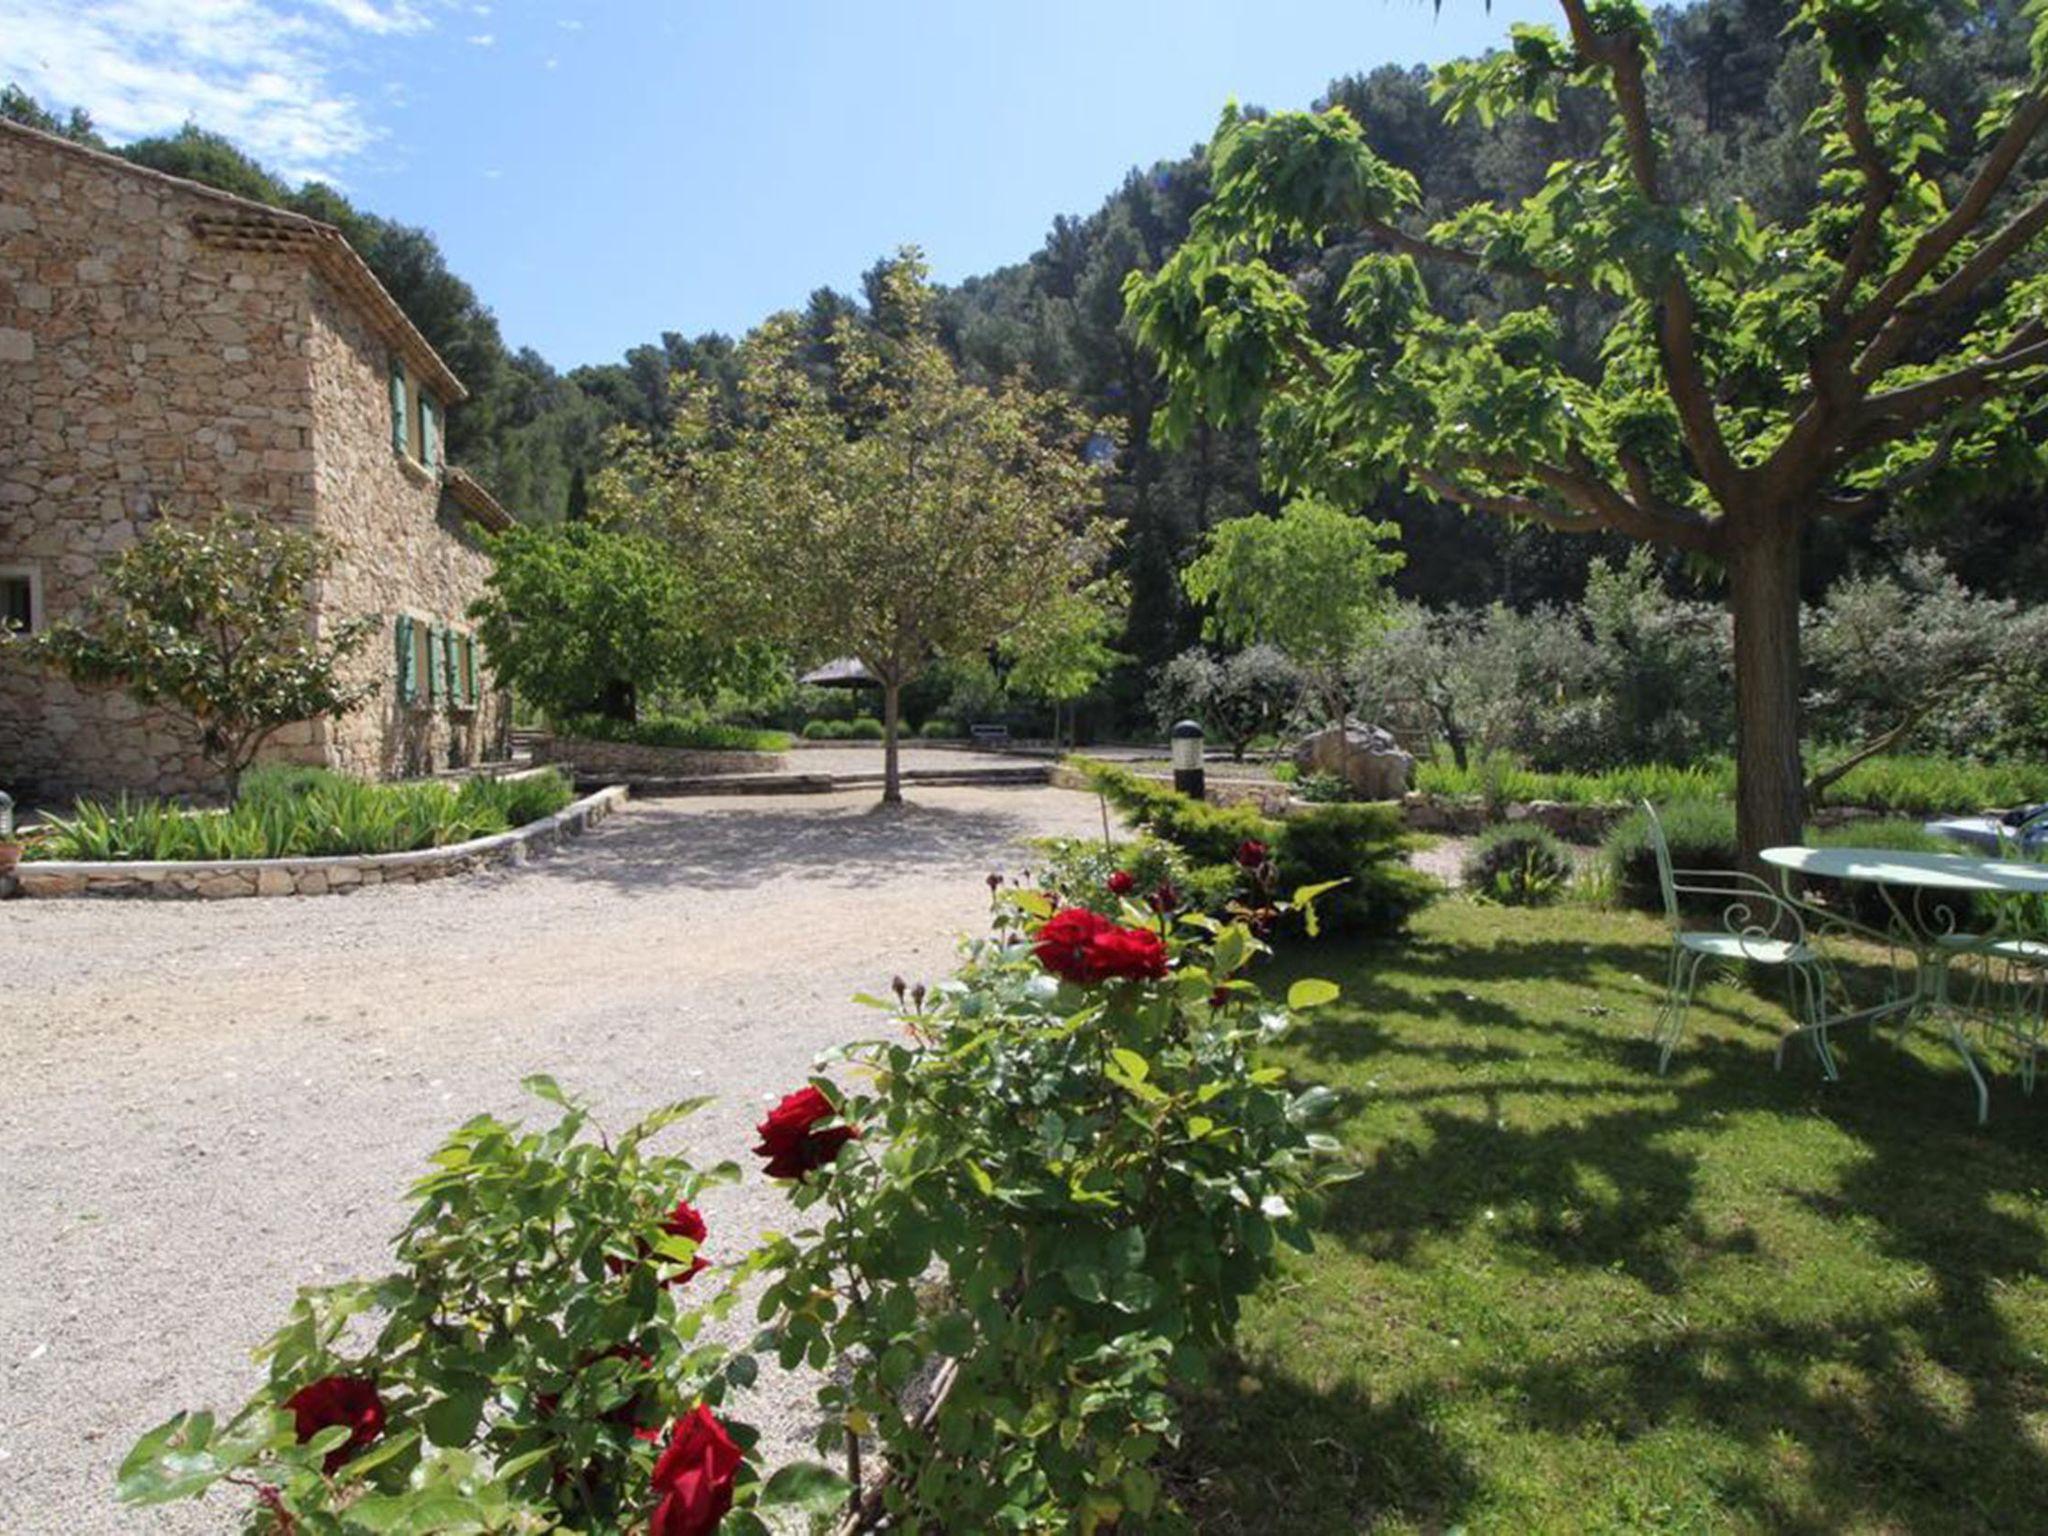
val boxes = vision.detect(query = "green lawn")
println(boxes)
[1181,901,2048,1534]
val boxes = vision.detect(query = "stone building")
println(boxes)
[0,118,514,803]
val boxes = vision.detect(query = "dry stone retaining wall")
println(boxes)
[5,785,625,899]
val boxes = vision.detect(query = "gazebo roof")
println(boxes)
[799,657,878,690]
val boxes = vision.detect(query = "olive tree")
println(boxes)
[1127,0,2048,860]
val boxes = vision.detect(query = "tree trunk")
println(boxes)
[881,679,903,806]
[1728,519,1807,867]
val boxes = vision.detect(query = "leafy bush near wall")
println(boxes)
[1079,760,1435,935]
[1462,825,1574,906]
[29,768,575,862]
[800,717,888,741]
[556,714,791,752]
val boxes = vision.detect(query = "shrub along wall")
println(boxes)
[532,736,786,780]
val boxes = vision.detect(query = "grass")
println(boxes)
[1178,900,2048,1533]
[28,766,576,862]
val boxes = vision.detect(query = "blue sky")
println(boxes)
[3,0,1555,368]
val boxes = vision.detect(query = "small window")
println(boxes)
[1,566,40,635]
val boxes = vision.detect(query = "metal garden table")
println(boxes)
[1761,845,2048,1123]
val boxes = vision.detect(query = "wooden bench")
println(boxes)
[970,723,1011,745]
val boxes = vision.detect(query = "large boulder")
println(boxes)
[1292,721,1416,801]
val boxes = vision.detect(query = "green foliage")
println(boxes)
[918,718,965,740]
[760,898,1346,1531]
[1032,834,1242,917]
[1296,771,1355,804]
[1601,799,1741,911]
[29,768,574,863]
[16,511,377,801]
[1180,497,1402,718]
[1421,753,2048,817]
[472,524,773,725]
[1081,760,1435,935]
[1148,645,1305,760]
[602,252,1112,801]
[1462,824,1576,906]
[801,717,887,741]
[117,1083,821,1532]
[555,714,791,753]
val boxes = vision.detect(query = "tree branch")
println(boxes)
[1823,74,1899,324]
[1844,85,2048,353]
[1854,329,2048,445]
[1413,467,1587,526]
[1358,217,1574,288]
[1557,0,1740,499]
[1858,186,2048,380]
[1814,419,1966,519]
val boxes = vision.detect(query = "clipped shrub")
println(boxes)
[556,713,791,752]
[1601,799,1739,912]
[1081,760,1434,935]
[1297,771,1353,804]
[1462,823,1574,905]
[844,716,887,741]
[801,719,850,741]
[918,718,964,740]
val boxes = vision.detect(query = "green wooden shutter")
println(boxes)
[426,623,441,702]
[421,393,439,470]
[461,634,478,706]
[395,615,417,703]
[442,628,459,708]
[389,362,408,455]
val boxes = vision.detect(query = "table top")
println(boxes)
[1762,844,2048,895]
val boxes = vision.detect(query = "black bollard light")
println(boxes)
[1170,719,1206,800]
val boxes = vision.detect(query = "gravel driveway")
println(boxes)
[0,785,1112,1534]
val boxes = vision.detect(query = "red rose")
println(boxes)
[1033,907,1170,985]
[650,1404,743,1536]
[1236,839,1268,869]
[1106,869,1136,895]
[1148,882,1181,914]
[284,1376,384,1474]
[753,1086,856,1180]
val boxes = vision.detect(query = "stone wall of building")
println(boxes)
[0,128,319,802]
[303,279,507,778]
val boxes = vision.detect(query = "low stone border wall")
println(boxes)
[5,785,628,900]
[532,736,787,779]
[1047,762,1299,816]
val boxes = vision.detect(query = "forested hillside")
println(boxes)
[8,0,2045,698]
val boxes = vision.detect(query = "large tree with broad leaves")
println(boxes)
[1126,0,2048,862]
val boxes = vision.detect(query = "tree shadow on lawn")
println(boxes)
[1184,918,2048,1532]
[524,795,1053,898]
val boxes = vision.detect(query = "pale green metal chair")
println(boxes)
[1641,801,1834,1077]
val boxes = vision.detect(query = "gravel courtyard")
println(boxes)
[0,784,1112,1534]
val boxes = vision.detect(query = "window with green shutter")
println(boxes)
[462,634,478,706]
[395,614,418,703]
[427,623,444,702]
[389,361,408,456]
[420,394,439,471]
[442,627,460,709]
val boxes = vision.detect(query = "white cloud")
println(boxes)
[0,0,432,181]
[465,31,495,45]
[557,17,582,30]
[543,55,559,70]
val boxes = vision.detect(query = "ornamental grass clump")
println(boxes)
[1462,824,1575,906]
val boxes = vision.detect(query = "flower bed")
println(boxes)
[9,783,623,900]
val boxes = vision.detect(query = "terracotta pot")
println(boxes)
[0,843,20,875]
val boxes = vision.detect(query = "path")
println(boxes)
[0,785,1110,1534]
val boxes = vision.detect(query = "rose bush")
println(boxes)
[756,885,1347,1532]
[118,1082,844,1533]
[125,896,1346,1534]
